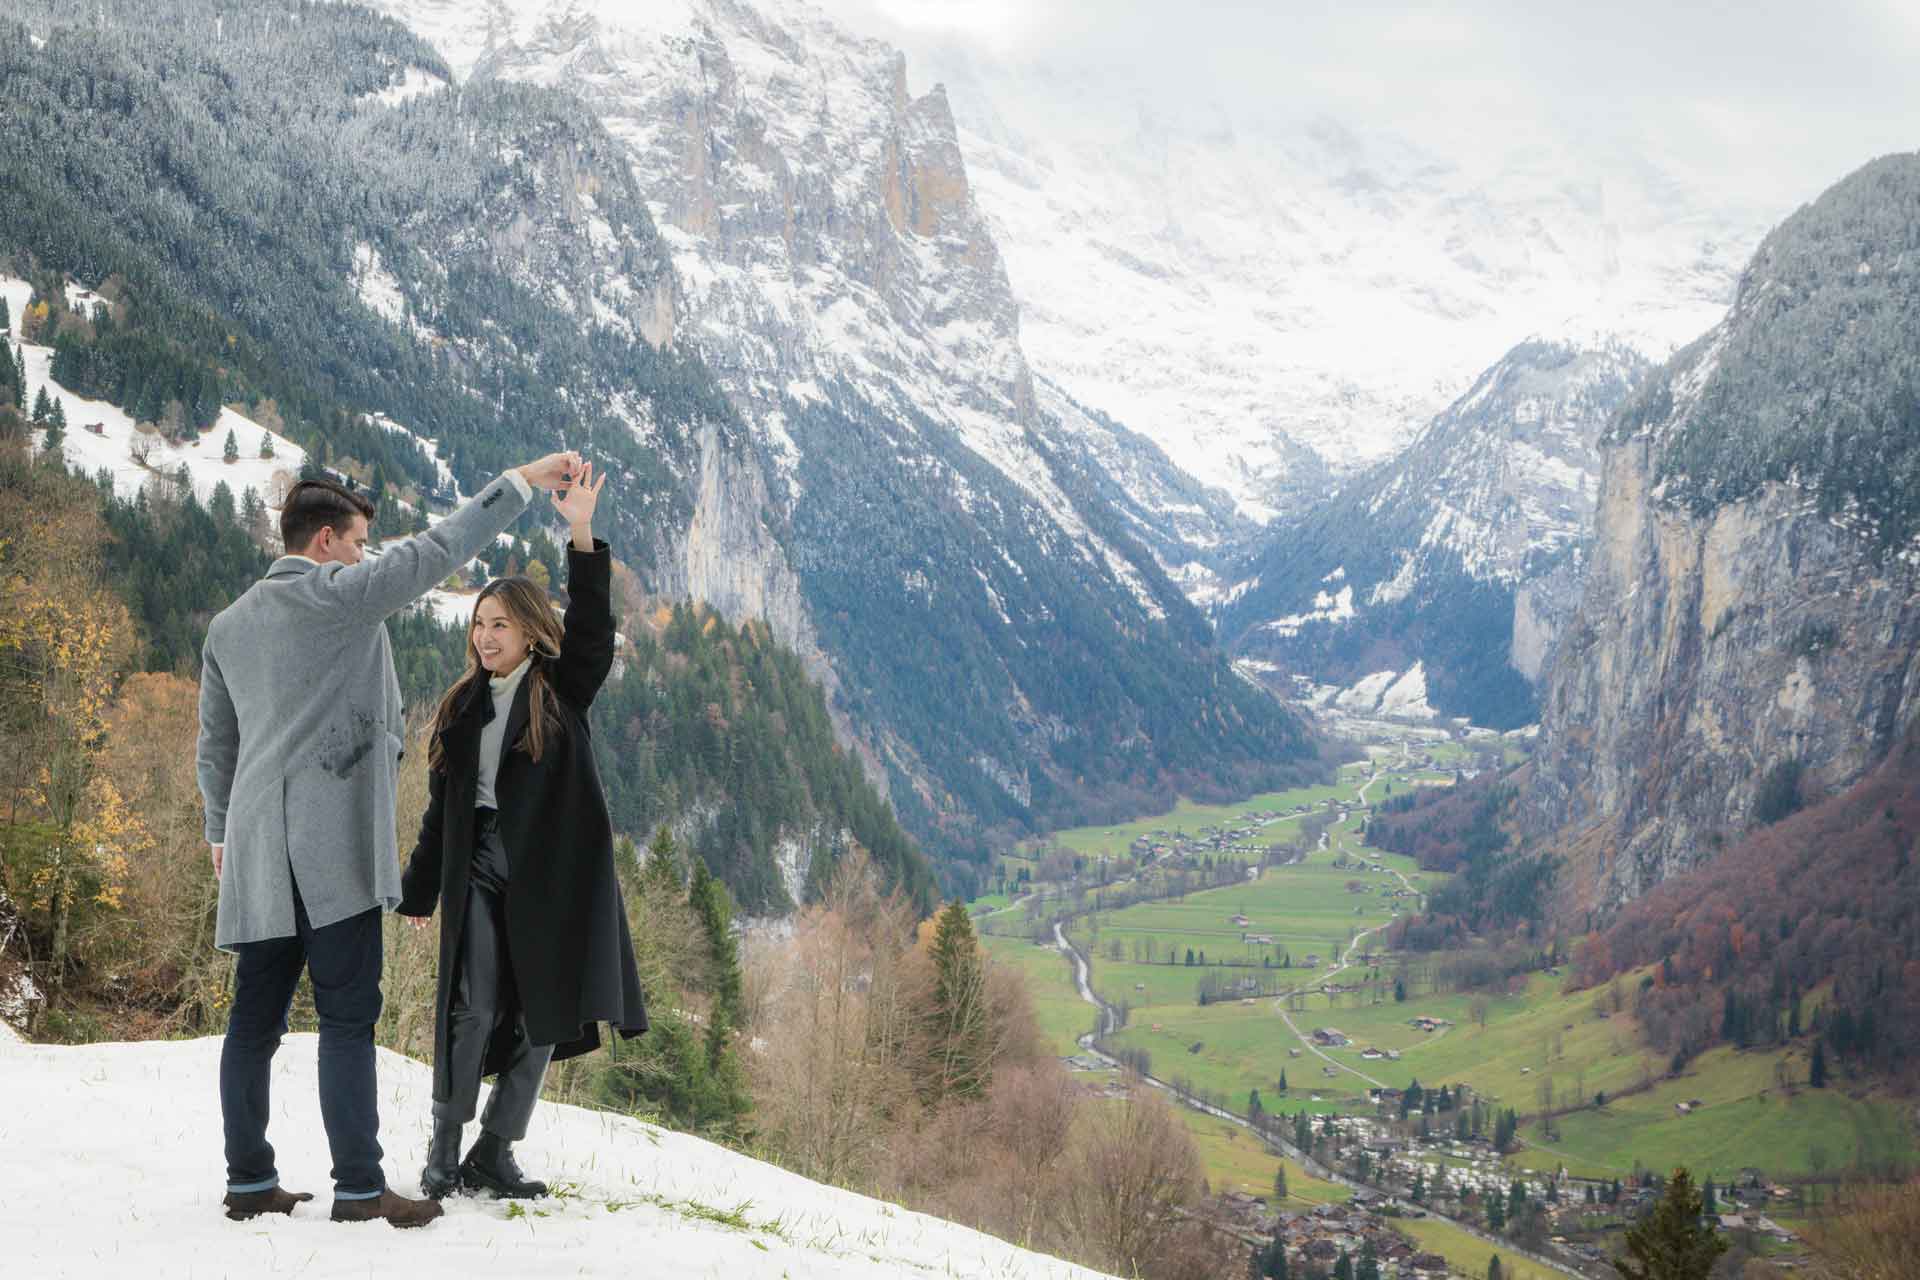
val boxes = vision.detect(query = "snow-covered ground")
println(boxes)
[3,277,308,509]
[0,1033,1116,1280]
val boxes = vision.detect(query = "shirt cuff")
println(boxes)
[502,469,533,502]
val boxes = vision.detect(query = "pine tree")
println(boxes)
[0,294,9,332]
[641,826,684,896]
[1488,1256,1504,1280]
[240,486,265,536]
[259,431,274,459]
[1357,1237,1380,1280]
[1261,1235,1290,1280]
[223,428,239,463]
[1487,1188,1506,1230]
[1279,1068,1288,1093]
[1810,1041,1828,1088]
[687,859,751,1129]
[32,385,52,423]
[1613,1169,1728,1280]
[12,344,26,405]
[927,900,992,1100]
[1333,1250,1353,1280]
[1274,1163,1288,1201]
[43,397,66,451]
[689,860,743,1054]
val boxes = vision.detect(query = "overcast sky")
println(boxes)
[812,0,1920,212]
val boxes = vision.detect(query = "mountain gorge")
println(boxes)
[838,19,1759,521]
[1218,338,1650,727]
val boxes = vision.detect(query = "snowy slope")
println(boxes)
[3,277,309,508]
[0,1033,1116,1280]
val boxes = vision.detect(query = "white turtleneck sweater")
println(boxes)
[475,655,533,811]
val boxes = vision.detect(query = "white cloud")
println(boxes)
[811,0,1920,210]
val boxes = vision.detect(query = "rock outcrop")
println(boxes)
[1528,154,1920,916]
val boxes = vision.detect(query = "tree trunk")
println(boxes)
[47,856,70,997]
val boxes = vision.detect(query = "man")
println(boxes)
[197,451,579,1228]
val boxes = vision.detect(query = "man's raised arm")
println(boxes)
[324,452,581,622]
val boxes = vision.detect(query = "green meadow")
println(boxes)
[1175,1104,1351,1206]
[1033,777,1369,861]
[1508,1043,1916,1181]
[1284,971,1659,1105]
[1393,1218,1560,1280]
[981,932,1094,1059]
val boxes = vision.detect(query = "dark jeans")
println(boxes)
[436,811,552,1140]
[220,882,385,1198]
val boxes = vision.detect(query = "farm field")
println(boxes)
[1173,1105,1351,1206]
[1392,1218,1560,1280]
[1508,1044,1916,1181]
[1035,776,1369,861]
[1103,999,1364,1115]
[1286,971,1658,1105]
[1069,843,1427,996]
[981,932,1090,1060]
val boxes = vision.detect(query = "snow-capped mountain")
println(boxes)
[0,1031,1116,1279]
[1219,338,1651,728]
[821,27,1763,524]
[355,0,1318,860]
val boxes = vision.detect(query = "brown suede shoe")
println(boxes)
[222,1186,316,1221]
[330,1188,445,1229]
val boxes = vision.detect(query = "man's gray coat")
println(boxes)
[197,472,532,950]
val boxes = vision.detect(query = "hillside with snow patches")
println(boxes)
[0,1030,1117,1280]
[3,278,309,508]
[3,276,511,633]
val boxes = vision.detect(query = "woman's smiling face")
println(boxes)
[472,593,532,674]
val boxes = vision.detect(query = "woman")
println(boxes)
[399,461,647,1200]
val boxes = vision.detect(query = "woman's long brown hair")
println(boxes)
[427,576,566,773]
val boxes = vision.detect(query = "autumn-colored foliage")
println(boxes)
[1574,731,1920,1079]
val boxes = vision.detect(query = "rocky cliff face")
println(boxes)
[1528,155,1920,917]
[375,0,1317,871]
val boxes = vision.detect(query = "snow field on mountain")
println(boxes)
[2,277,309,509]
[0,1032,1117,1280]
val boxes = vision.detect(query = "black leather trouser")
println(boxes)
[434,811,552,1141]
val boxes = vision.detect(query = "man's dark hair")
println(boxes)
[279,478,376,553]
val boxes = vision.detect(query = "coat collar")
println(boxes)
[444,665,536,753]
[266,555,323,579]
[500,667,534,763]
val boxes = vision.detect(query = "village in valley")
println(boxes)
[971,720,1833,1279]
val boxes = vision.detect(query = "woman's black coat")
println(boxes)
[399,540,647,1104]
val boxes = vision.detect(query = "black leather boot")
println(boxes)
[420,1117,464,1200]
[460,1129,548,1199]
